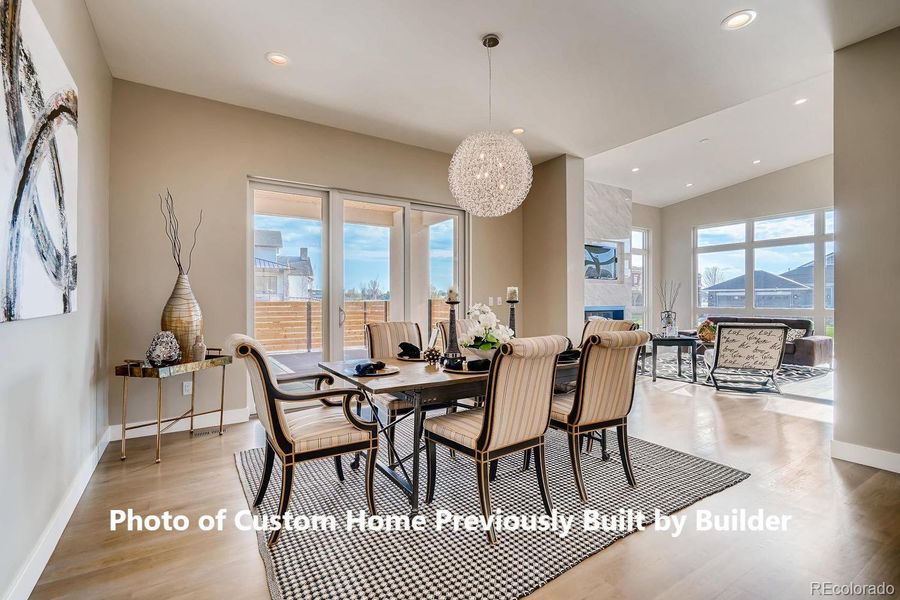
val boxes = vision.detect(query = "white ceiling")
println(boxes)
[83,1,900,165]
[584,73,834,207]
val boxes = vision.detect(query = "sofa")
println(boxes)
[681,316,833,367]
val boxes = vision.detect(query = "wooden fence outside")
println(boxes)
[255,299,452,353]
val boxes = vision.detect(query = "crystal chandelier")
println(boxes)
[448,34,533,218]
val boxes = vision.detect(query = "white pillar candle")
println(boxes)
[506,286,519,302]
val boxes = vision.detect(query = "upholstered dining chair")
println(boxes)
[365,321,445,449]
[543,330,650,500]
[577,318,638,346]
[436,318,478,351]
[423,335,568,544]
[228,334,379,548]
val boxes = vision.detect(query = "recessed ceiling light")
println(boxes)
[265,51,289,66]
[793,98,808,105]
[631,167,640,173]
[721,10,757,30]
[511,128,525,135]
[685,183,694,188]
[699,138,711,144]
[753,159,761,164]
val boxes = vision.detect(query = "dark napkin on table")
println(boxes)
[398,342,421,359]
[466,359,491,372]
[355,361,386,375]
[558,349,581,362]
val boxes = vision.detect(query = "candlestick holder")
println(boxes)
[441,299,466,369]
[506,299,519,336]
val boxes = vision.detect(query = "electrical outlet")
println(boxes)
[182,381,193,396]
[496,296,502,306]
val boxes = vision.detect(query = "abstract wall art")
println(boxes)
[1,0,78,323]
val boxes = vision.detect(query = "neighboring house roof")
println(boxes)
[280,255,314,277]
[254,257,289,270]
[706,270,811,292]
[254,229,283,248]
[779,252,835,287]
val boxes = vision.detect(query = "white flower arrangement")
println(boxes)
[458,303,515,350]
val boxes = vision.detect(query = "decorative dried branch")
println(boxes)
[657,279,682,312]
[158,189,202,275]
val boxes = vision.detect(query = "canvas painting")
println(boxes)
[584,243,617,280]
[0,0,78,323]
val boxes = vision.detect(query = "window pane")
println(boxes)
[697,250,746,308]
[825,316,834,338]
[754,213,815,241]
[697,223,745,247]
[253,190,324,375]
[753,244,815,309]
[825,241,834,309]
[410,209,459,339]
[630,254,644,308]
[631,229,645,250]
[825,210,834,234]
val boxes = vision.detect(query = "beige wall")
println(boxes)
[521,154,584,340]
[632,202,663,321]
[108,80,522,424]
[833,27,900,463]
[0,1,111,597]
[658,155,834,321]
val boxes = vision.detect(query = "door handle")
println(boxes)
[339,305,346,327]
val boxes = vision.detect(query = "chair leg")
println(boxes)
[425,439,437,504]
[267,464,294,547]
[601,429,610,461]
[333,456,344,482]
[446,406,457,459]
[365,444,378,514]
[351,401,363,470]
[567,433,588,502]
[254,442,276,508]
[534,442,553,515]
[476,459,497,544]
[489,459,498,482]
[617,423,636,487]
[585,433,594,454]
[522,449,531,471]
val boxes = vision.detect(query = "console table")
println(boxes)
[114,355,232,463]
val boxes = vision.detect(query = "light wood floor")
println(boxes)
[32,377,899,599]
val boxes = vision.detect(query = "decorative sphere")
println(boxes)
[448,130,533,217]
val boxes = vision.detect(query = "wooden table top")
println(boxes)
[319,357,580,395]
[318,358,488,394]
[114,355,232,378]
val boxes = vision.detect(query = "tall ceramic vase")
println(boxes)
[161,273,202,363]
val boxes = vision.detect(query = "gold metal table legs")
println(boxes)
[119,364,228,463]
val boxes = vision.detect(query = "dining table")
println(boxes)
[318,357,580,513]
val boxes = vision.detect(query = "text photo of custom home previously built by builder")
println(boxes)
[1,2,898,599]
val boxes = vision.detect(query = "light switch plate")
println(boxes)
[183,381,193,396]
[488,297,494,306]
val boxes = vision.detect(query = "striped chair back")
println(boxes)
[579,318,637,347]
[478,335,568,451]
[365,321,423,359]
[436,318,478,350]
[227,334,291,453]
[570,330,650,426]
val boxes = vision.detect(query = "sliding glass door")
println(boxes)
[250,181,465,376]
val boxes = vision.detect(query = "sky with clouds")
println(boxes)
[254,214,454,295]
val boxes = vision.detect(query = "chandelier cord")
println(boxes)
[487,44,492,127]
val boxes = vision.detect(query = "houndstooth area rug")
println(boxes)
[235,423,749,600]
[643,352,831,389]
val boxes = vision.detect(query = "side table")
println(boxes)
[651,336,701,383]
[114,355,232,463]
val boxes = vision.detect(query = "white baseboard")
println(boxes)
[4,427,111,600]
[108,406,250,441]
[831,439,900,474]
